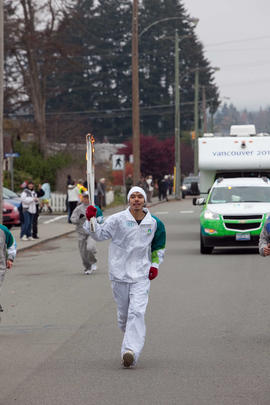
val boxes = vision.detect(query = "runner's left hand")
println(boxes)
[149,267,158,280]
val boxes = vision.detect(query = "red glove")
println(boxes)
[86,205,97,221]
[149,267,158,280]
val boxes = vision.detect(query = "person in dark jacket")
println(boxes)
[32,184,45,239]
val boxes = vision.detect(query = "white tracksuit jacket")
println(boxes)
[83,207,166,282]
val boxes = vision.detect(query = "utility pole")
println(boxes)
[210,109,214,133]
[0,0,3,223]
[194,68,199,176]
[202,85,207,133]
[132,0,140,184]
[174,30,181,199]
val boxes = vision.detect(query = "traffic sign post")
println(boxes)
[4,152,20,158]
[112,154,125,170]
[4,153,20,191]
[112,154,126,204]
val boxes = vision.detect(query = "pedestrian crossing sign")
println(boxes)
[112,154,125,170]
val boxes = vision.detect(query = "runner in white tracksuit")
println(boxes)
[83,186,166,367]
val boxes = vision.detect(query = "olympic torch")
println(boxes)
[86,133,96,232]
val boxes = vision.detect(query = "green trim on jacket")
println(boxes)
[151,215,166,264]
[0,224,14,248]
[95,205,103,218]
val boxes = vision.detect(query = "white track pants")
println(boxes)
[111,279,150,363]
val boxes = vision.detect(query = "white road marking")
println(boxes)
[153,211,169,215]
[43,215,67,224]
[179,210,194,214]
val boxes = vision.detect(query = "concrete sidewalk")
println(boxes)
[13,195,174,253]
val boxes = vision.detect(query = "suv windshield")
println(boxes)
[209,186,270,204]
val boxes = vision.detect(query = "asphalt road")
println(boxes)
[1,199,270,405]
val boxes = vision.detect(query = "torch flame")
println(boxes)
[86,133,95,152]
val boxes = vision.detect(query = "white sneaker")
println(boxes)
[91,263,97,272]
[84,268,93,275]
[122,350,135,368]
[21,235,28,241]
[28,237,35,241]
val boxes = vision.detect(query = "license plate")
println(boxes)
[236,233,250,241]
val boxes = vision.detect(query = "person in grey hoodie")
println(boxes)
[71,192,103,274]
[0,224,16,322]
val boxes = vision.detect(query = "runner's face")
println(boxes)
[129,192,145,211]
[82,196,89,205]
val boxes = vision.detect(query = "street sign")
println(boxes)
[112,154,125,170]
[4,153,20,158]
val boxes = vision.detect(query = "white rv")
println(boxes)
[198,125,270,196]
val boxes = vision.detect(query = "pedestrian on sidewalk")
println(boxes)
[40,181,52,213]
[20,180,38,241]
[97,178,106,209]
[84,186,166,368]
[160,176,169,201]
[32,184,45,239]
[125,174,133,199]
[67,181,80,223]
[71,192,103,275]
[146,175,154,203]
[0,225,16,321]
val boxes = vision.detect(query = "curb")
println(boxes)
[17,230,76,254]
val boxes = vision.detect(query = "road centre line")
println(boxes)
[179,210,194,214]
[153,211,169,215]
[43,215,67,224]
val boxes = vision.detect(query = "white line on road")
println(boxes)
[153,211,169,215]
[179,210,194,214]
[43,215,67,224]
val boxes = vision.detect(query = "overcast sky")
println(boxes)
[183,0,270,111]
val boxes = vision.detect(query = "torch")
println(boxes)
[86,133,96,232]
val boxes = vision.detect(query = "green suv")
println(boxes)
[198,177,270,254]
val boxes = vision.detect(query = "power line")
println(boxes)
[222,78,270,87]
[206,35,270,48]
[7,98,216,120]
[208,47,270,53]
[221,59,270,69]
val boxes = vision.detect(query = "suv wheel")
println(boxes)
[200,234,213,254]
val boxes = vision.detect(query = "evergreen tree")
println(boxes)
[46,0,219,142]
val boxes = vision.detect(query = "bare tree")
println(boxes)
[4,0,70,155]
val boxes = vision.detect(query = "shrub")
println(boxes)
[12,141,72,191]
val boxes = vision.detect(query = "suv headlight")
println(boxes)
[204,209,220,220]
[182,185,187,190]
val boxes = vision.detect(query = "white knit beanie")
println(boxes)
[127,186,147,203]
